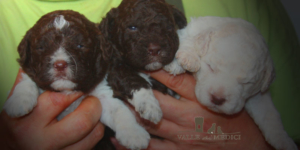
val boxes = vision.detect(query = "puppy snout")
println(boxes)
[211,95,226,105]
[148,43,161,56]
[54,60,68,71]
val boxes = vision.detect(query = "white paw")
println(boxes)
[4,87,39,118]
[176,51,201,72]
[134,97,162,124]
[163,58,185,75]
[130,88,162,124]
[116,124,150,150]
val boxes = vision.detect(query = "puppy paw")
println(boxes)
[163,58,185,75]
[4,73,39,118]
[116,124,150,150]
[129,88,162,124]
[4,88,39,118]
[135,98,162,124]
[176,51,201,72]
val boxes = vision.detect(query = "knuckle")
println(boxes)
[75,100,101,131]
[94,124,105,140]
[167,74,184,89]
[84,96,101,117]
[75,114,94,132]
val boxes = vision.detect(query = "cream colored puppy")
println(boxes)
[164,16,297,150]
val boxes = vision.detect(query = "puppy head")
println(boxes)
[194,35,275,115]
[18,10,110,93]
[99,0,187,71]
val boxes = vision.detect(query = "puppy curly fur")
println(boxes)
[164,16,297,150]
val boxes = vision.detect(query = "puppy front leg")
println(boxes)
[4,73,39,117]
[107,67,163,124]
[91,80,150,150]
[126,73,163,124]
[245,92,297,150]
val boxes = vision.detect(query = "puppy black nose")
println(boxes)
[54,60,68,71]
[148,43,161,56]
[211,95,226,105]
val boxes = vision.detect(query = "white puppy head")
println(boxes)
[195,54,274,114]
[192,21,275,114]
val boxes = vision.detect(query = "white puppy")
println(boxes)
[164,16,297,150]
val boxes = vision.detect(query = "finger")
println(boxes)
[110,138,129,150]
[32,91,83,123]
[153,90,184,120]
[153,90,207,121]
[149,70,197,101]
[63,122,105,150]
[7,68,25,98]
[147,118,182,141]
[46,96,102,148]
[147,138,177,150]
[110,137,178,150]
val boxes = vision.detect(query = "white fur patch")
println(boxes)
[138,73,152,86]
[91,77,150,149]
[245,92,298,150]
[50,79,76,91]
[145,62,162,71]
[4,73,39,117]
[163,58,185,75]
[50,47,70,64]
[129,88,162,124]
[48,47,75,91]
[54,15,69,30]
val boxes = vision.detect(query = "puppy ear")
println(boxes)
[171,6,187,29]
[261,58,276,92]
[17,29,32,68]
[98,8,118,40]
[98,34,113,62]
[98,8,122,61]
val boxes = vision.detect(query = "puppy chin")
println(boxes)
[50,79,77,91]
[145,62,162,71]
[207,103,244,115]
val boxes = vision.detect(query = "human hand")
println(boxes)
[144,70,274,150]
[0,69,104,150]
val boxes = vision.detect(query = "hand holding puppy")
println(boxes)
[111,70,274,150]
[146,70,274,150]
[0,69,105,150]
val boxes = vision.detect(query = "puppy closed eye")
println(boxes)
[237,78,255,85]
[241,81,255,85]
[207,63,214,73]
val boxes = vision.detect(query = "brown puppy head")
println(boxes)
[18,10,110,93]
[99,0,187,71]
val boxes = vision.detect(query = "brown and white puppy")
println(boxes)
[99,0,186,120]
[4,10,109,117]
[101,0,187,71]
[96,1,186,149]
[3,9,176,150]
